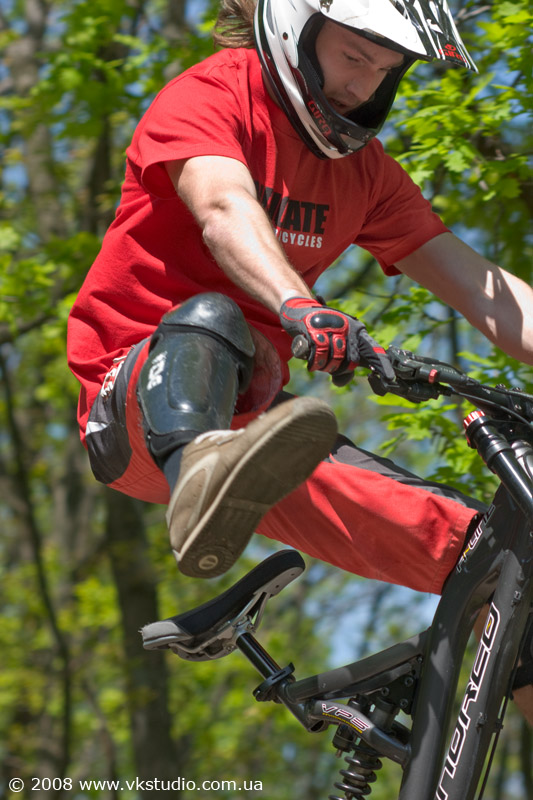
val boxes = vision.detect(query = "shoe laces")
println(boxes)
[193,428,244,446]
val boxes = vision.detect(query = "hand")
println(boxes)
[280,297,395,386]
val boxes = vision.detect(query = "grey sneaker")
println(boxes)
[167,396,337,578]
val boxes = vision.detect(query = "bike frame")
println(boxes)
[400,488,532,798]
[234,414,533,799]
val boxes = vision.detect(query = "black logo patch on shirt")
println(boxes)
[254,181,329,249]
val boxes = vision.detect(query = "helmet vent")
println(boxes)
[389,0,410,20]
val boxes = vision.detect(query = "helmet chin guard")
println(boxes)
[254,0,477,159]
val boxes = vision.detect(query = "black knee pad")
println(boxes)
[138,294,255,463]
[151,293,255,385]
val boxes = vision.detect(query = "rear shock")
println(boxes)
[328,696,399,799]
[329,743,382,799]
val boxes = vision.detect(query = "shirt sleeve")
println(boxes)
[127,59,250,199]
[355,143,448,275]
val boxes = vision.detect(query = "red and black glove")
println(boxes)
[280,297,395,387]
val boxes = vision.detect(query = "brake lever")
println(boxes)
[368,372,445,403]
[387,347,477,389]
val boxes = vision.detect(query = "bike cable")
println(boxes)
[476,690,512,799]
[452,388,533,429]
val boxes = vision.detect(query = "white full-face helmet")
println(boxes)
[254,0,477,159]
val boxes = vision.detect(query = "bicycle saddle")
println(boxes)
[141,549,305,661]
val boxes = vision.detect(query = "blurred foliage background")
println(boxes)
[0,0,532,797]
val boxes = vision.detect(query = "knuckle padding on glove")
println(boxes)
[309,312,344,329]
[280,299,360,374]
[306,311,352,372]
[279,297,394,382]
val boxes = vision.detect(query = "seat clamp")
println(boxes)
[253,663,295,703]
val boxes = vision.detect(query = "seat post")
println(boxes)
[236,631,281,678]
[237,631,318,731]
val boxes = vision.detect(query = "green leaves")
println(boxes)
[1,0,532,794]
[386,0,532,264]
[0,232,100,347]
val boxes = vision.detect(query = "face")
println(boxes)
[315,21,405,116]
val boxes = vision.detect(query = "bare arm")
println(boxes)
[165,156,313,313]
[396,232,533,366]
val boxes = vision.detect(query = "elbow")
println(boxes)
[201,205,230,254]
[200,190,255,251]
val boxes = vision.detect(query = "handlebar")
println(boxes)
[372,347,533,424]
[290,336,533,424]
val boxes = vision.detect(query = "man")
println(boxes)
[68,1,533,596]
[68,0,533,720]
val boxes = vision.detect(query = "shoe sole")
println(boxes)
[170,398,337,578]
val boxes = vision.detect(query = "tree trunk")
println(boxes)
[104,490,186,794]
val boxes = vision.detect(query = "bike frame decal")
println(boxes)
[435,603,501,799]
[320,703,370,735]
[456,504,495,573]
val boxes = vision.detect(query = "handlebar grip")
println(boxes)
[291,335,310,360]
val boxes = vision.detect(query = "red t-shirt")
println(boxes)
[68,47,447,440]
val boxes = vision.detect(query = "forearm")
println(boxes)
[167,157,312,313]
[465,269,533,366]
[201,190,312,312]
[397,233,533,366]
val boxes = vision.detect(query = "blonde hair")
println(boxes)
[213,0,257,49]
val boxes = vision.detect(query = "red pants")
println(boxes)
[85,340,483,594]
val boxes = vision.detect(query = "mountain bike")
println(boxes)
[141,347,533,799]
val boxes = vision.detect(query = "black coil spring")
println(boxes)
[328,745,382,799]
